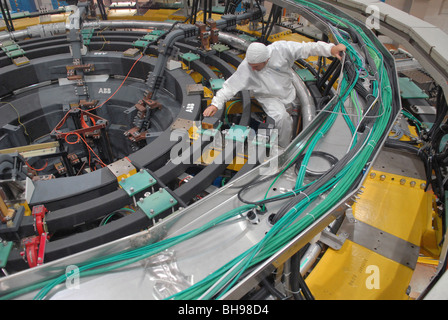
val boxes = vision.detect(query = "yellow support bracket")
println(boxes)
[306,169,439,299]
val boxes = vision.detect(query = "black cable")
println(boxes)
[290,250,314,300]
[208,0,212,19]
[271,128,370,225]
[237,59,362,211]
[322,64,342,97]
[261,278,287,300]
[317,57,340,89]
[203,0,207,24]
[255,0,265,36]
[293,150,339,177]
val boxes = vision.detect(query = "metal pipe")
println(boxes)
[0,22,68,41]
[82,20,175,30]
[217,31,252,51]
[292,72,316,128]
[299,242,323,275]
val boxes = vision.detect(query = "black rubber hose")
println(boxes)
[290,250,314,300]
[261,277,287,300]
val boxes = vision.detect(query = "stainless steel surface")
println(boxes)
[0,0,403,300]
[338,212,421,269]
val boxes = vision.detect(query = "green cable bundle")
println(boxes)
[1,0,395,301]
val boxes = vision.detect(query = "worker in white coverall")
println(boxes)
[203,40,346,147]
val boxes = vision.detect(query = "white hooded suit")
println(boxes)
[210,40,335,147]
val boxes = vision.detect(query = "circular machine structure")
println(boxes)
[0,2,279,272]
[0,0,446,301]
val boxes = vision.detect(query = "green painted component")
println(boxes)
[180,52,200,62]
[209,78,225,90]
[295,68,316,82]
[238,34,257,42]
[0,242,13,268]
[398,77,429,99]
[119,170,157,196]
[142,34,159,41]
[212,5,225,13]
[1,44,19,52]
[149,30,166,36]
[6,49,25,58]
[132,40,150,48]
[81,28,94,35]
[226,124,251,143]
[81,29,94,45]
[137,188,177,219]
[211,43,230,52]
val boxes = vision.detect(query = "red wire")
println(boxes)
[52,53,144,133]
[65,132,81,144]
[26,160,48,172]
[77,133,107,167]
[49,54,144,169]
[89,53,144,112]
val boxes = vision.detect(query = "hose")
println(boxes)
[2,0,396,301]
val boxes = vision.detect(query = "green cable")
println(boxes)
[168,0,395,299]
[224,100,241,125]
[0,204,255,300]
[5,0,395,301]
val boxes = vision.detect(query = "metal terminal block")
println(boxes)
[107,158,137,181]
[225,124,251,143]
[137,188,178,219]
[119,169,157,196]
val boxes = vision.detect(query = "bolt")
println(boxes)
[400,179,406,185]
[420,183,426,189]
[410,181,416,187]
[169,198,174,203]
[370,172,376,179]
[380,175,386,181]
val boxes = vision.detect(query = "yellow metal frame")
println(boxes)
[306,169,441,299]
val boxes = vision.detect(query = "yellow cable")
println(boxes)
[0,101,30,140]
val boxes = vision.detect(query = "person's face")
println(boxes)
[249,59,269,71]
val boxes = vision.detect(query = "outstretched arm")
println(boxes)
[203,63,250,117]
[275,40,346,63]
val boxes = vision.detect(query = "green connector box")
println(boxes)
[209,78,225,90]
[142,34,159,42]
[137,188,178,219]
[119,170,157,196]
[226,124,251,143]
[180,52,200,62]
